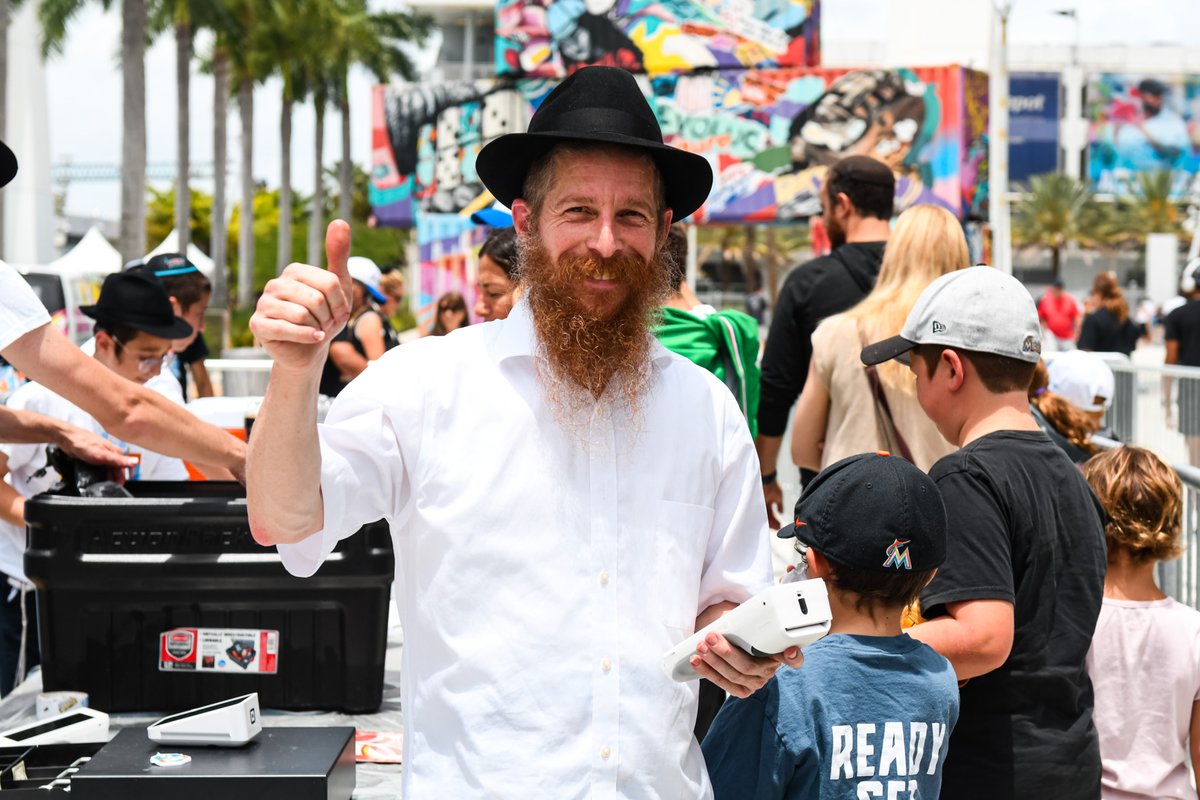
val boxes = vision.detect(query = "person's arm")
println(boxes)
[691,601,804,698]
[756,273,812,527]
[0,453,24,529]
[355,313,386,361]
[1189,697,1200,783]
[789,359,829,471]
[914,467,1017,679]
[0,406,135,468]
[188,360,214,398]
[907,599,1014,679]
[3,326,245,478]
[755,436,785,528]
[246,222,352,546]
[329,340,368,382]
[1164,317,1181,422]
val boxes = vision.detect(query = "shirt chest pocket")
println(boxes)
[652,500,715,632]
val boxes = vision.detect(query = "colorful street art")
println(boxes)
[495,0,820,78]
[1087,73,1200,197]
[414,215,491,332]
[369,65,988,228]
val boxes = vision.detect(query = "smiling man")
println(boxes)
[246,66,794,798]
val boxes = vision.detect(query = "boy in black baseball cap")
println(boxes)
[703,452,959,799]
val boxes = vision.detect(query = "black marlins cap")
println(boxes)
[777,452,946,573]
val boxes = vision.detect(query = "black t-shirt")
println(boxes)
[1165,299,1200,366]
[1077,307,1143,355]
[757,241,885,436]
[170,335,209,397]
[921,430,1105,799]
[318,309,398,397]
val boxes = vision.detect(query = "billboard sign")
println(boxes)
[1009,72,1060,184]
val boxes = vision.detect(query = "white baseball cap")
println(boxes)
[347,256,387,304]
[861,266,1043,366]
[1047,350,1115,412]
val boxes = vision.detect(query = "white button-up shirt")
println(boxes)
[279,300,771,799]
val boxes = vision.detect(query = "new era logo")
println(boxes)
[931,321,946,335]
[883,539,913,570]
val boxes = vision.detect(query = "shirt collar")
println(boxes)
[491,298,674,366]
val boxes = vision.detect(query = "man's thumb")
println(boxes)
[326,219,352,292]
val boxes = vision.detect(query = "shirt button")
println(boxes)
[599,570,609,586]
[600,745,612,760]
[600,658,612,673]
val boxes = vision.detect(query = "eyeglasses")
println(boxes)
[110,335,167,376]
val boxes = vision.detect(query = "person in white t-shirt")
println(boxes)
[0,271,193,693]
[1084,446,1200,800]
[0,140,244,479]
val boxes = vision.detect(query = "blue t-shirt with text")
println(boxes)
[702,633,959,800]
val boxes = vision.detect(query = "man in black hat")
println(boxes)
[0,140,245,479]
[756,154,893,528]
[0,271,196,692]
[247,66,795,797]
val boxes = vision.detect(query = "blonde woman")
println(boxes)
[790,204,970,475]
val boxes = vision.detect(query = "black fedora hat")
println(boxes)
[475,67,713,220]
[81,272,194,340]
[0,141,16,189]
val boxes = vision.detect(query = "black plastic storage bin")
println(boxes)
[24,481,394,714]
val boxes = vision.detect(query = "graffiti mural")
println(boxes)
[415,215,490,333]
[654,65,985,222]
[1087,73,1200,197]
[370,82,528,227]
[370,65,987,226]
[495,0,820,78]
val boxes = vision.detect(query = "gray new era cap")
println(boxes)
[861,266,1042,366]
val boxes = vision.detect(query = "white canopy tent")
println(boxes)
[48,226,123,277]
[145,229,216,280]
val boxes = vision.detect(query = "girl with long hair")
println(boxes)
[790,204,970,473]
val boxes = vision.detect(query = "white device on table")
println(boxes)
[662,579,832,682]
[147,692,262,747]
[0,706,109,746]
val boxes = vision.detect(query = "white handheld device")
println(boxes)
[147,692,262,747]
[0,706,109,746]
[662,579,832,682]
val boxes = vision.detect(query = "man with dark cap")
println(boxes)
[246,66,799,797]
[0,141,244,479]
[1117,77,1188,170]
[756,155,893,527]
[0,271,196,693]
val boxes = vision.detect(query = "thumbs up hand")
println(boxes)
[250,220,354,375]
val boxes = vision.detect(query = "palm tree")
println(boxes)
[148,1,230,258]
[329,2,429,223]
[1011,173,1111,280]
[261,0,315,276]
[41,0,149,262]
[219,0,271,308]
[1112,169,1185,244]
[37,1,146,264]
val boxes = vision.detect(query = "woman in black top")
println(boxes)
[1078,271,1144,355]
[318,258,398,397]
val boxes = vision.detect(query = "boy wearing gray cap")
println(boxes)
[860,266,1106,799]
[702,452,959,799]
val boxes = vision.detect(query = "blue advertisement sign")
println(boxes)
[1009,73,1060,184]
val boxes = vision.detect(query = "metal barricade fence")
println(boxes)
[1092,360,1200,610]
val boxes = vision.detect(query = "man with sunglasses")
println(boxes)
[0,272,194,693]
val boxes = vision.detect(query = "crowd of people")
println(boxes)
[1,63,1199,799]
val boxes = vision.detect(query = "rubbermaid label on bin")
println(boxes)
[159,628,278,674]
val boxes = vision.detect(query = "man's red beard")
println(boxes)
[517,234,672,414]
